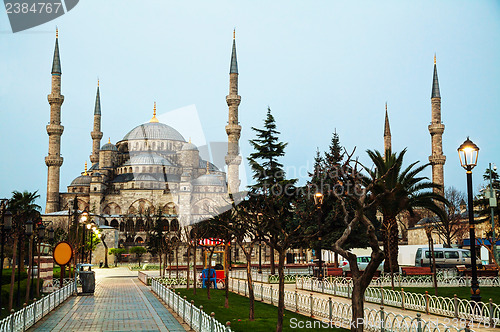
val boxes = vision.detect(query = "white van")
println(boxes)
[414,247,481,268]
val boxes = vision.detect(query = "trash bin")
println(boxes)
[80,271,95,294]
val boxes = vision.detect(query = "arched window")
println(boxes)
[111,219,119,229]
[119,239,124,248]
[114,206,121,214]
[135,236,144,244]
[104,219,109,226]
[119,222,125,232]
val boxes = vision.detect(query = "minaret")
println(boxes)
[384,102,391,159]
[45,29,64,213]
[90,80,103,166]
[428,55,446,195]
[225,30,242,194]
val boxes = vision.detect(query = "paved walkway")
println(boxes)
[30,268,185,332]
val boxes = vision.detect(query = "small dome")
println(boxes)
[101,143,118,151]
[182,142,198,151]
[70,175,91,186]
[88,162,99,171]
[192,174,224,186]
[123,122,185,142]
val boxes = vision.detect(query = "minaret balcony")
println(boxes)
[225,154,242,165]
[91,131,103,140]
[428,155,446,165]
[46,124,64,136]
[225,124,241,137]
[428,123,445,135]
[47,94,64,104]
[225,95,241,106]
[45,155,63,167]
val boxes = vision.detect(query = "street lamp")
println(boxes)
[0,202,12,315]
[458,137,481,302]
[314,192,324,280]
[80,209,89,265]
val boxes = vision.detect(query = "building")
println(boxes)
[42,30,242,262]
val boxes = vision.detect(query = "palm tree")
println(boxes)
[365,149,447,274]
[8,190,41,311]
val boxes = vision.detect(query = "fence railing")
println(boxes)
[229,278,476,332]
[229,270,297,284]
[296,276,499,327]
[0,281,75,332]
[152,278,231,332]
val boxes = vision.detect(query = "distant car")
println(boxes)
[342,256,384,272]
[414,247,481,268]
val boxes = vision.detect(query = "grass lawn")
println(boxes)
[383,286,499,303]
[176,288,346,332]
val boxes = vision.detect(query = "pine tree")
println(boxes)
[248,107,288,193]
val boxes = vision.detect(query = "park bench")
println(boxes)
[401,266,432,276]
[326,267,343,277]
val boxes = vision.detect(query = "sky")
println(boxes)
[0,1,499,212]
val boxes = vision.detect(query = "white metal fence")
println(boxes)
[0,281,75,332]
[296,276,500,326]
[152,278,231,332]
[229,278,476,332]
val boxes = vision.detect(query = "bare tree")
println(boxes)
[434,187,468,247]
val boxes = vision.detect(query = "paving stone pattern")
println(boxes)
[31,270,185,332]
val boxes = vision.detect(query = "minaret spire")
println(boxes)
[45,29,65,213]
[90,79,103,165]
[384,102,391,158]
[150,101,159,123]
[428,55,446,196]
[225,30,242,194]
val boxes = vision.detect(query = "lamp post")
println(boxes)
[314,192,324,280]
[25,220,34,303]
[488,163,498,264]
[458,137,481,302]
[0,201,12,315]
[80,210,89,266]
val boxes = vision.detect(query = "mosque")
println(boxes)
[42,30,242,250]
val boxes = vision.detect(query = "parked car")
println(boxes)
[341,256,384,272]
[414,247,482,268]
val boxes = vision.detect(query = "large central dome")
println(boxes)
[123,122,185,142]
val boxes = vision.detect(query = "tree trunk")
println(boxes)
[245,251,255,320]
[276,250,285,332]
[25,236,32,304]
[224,243,230,308]
[186,246,190,290]
[270,247,276,275]
[175,246,179,281]
[9,236,17,312]
[102,239,109,268]
[382,215,399,274]
[193,244,197,295]
[159,251,163,277]
[351,278,367,332]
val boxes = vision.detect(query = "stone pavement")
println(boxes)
[30,267,185,332]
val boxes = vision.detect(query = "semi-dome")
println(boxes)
[70,175,91,186]
[123,152,174,166]
[101,142,118,151]
[182,142,198,151]
[123,122,185,142]
[192,174,224,186]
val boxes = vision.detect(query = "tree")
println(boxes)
[433,187,467,247]
[100,234,109,268]
[247,107,302,332]
[109,248,126,267]
[248,107,288,276]
[8,190,40,311]
[365,149,447,273]
[130,246,147,267]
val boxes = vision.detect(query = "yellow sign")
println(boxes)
[53,241,73,266]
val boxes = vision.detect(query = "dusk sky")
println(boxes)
[1,1,499,211]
